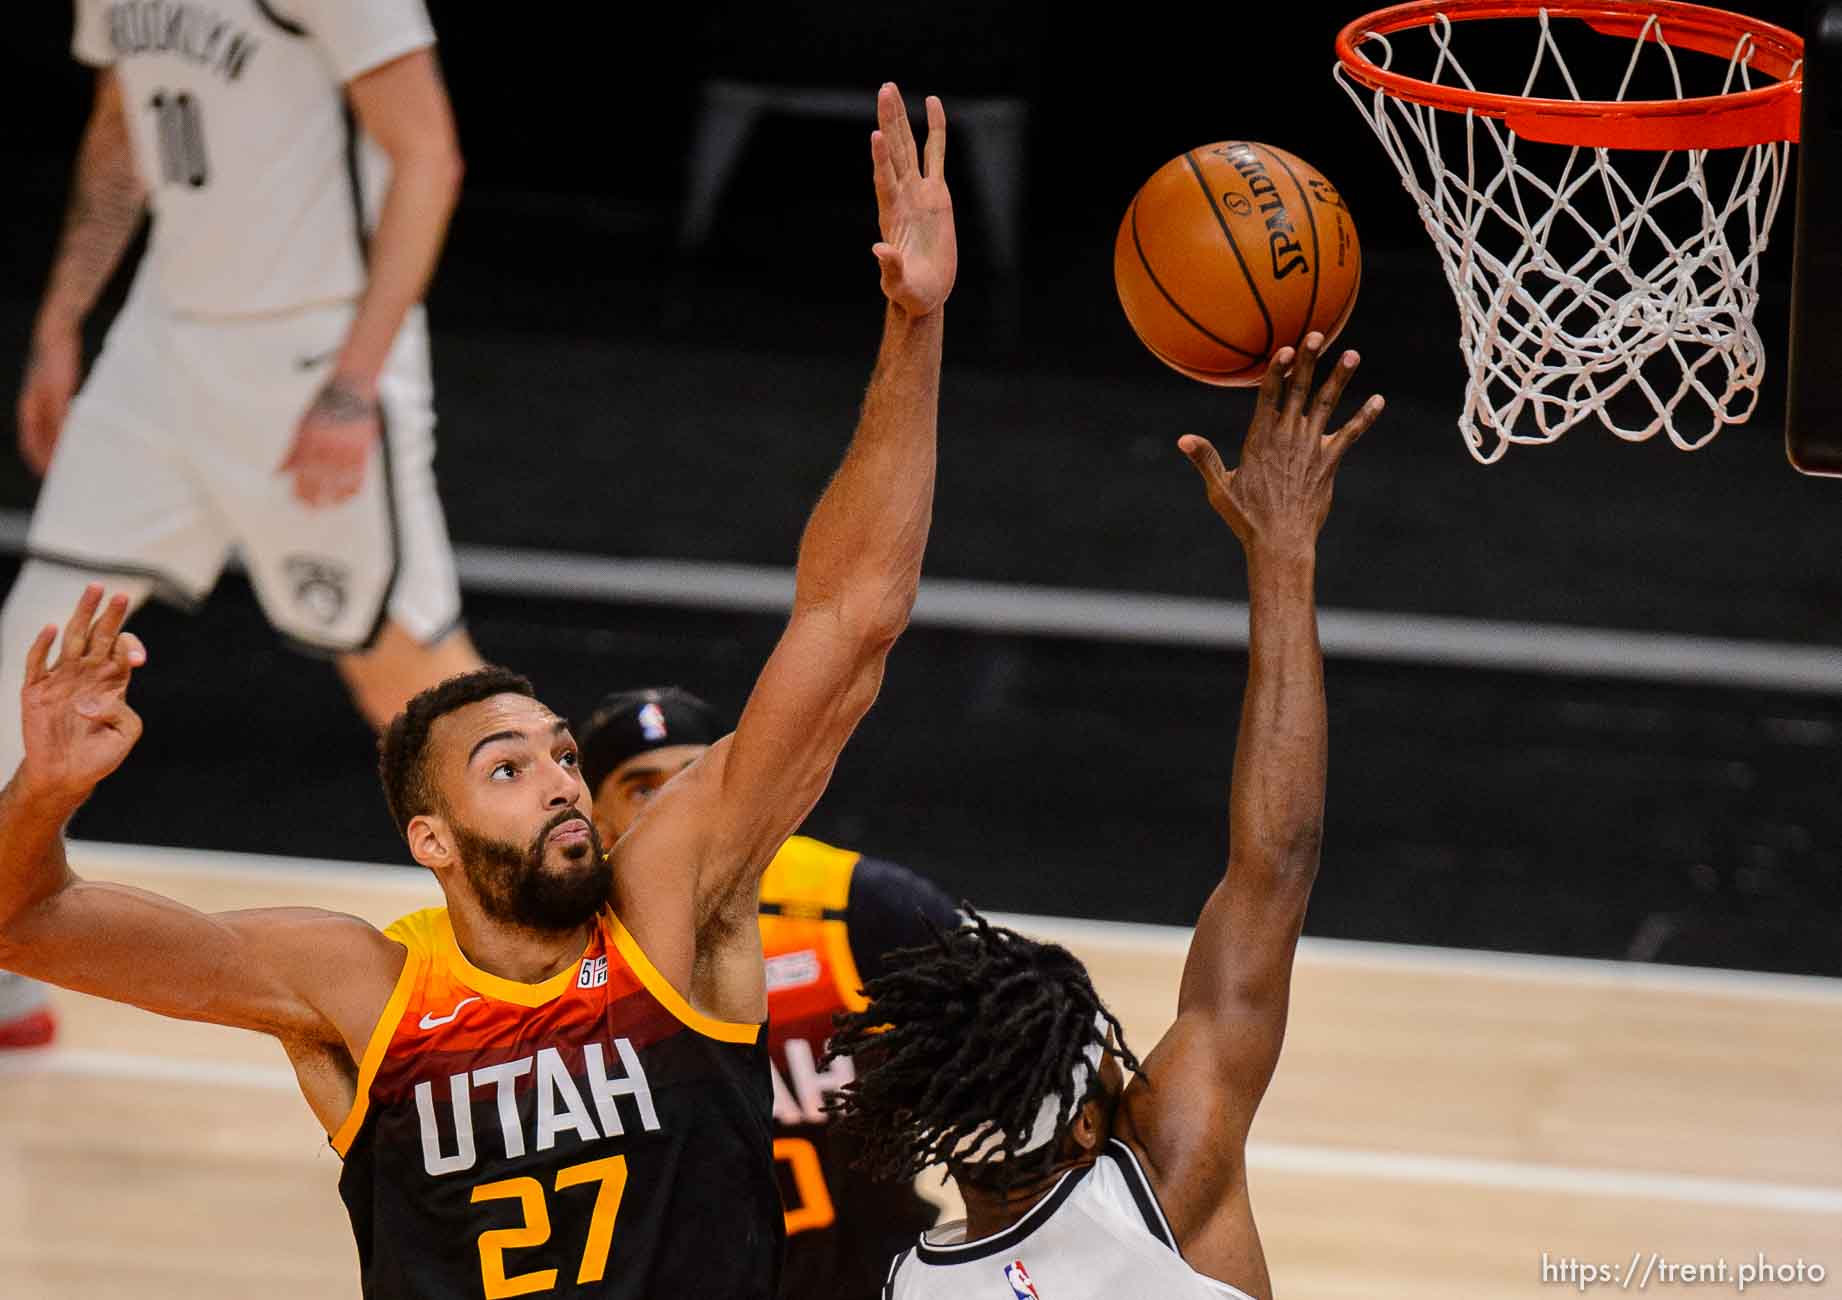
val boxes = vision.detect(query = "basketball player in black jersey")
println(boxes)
[575,685,962,1300]
[830,335,1385,1299]
[0,82,954,1299]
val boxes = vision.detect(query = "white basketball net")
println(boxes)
[1337,11,1796,462]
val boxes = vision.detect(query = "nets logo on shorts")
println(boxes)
[1003,1260,1042,1299]
[284,555,349,626]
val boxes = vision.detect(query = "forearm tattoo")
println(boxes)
[46,100,147,322]
[310,377,379,423]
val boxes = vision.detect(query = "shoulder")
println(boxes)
[236,904,404,976]
[759,834,859,909]
[272,0,438,84]
[318,912,413,1069]
[71,0,117,67]
[248,0,309,37]
[884,1246,920,1298]
[298,905,411,989]
[755,833,959,939]
[263,0,428,30]
[847,854,959,928]
[380,905,446,956]
[606,745,732,982]
[611,740,730,889]
[843,853,961,985]
[222,905,406,1054]
[1113,1021,1255,1246]
[1089,1139,1182,1253]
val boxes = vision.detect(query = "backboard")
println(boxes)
[1787,3,1842,474]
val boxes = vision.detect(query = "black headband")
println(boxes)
[577,687,725,795]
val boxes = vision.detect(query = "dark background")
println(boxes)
[2,2,1838,975]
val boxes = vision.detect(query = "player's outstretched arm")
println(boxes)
[1118,336,1384,1285]
[615,85,954,1021]
[0,588,400,1087]
[18,69,146,478]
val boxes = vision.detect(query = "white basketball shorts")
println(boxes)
[27,279,464,654]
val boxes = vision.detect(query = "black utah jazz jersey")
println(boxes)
[758,837,962,1300]
[334,906,783,1298]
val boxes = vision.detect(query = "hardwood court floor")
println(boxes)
[2,843,1837,1300]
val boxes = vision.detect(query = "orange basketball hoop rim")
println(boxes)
[1334,0,1803,149]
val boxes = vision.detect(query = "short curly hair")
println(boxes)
[378,666,537,837]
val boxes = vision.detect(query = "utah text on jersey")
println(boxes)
[334,906,784,1299]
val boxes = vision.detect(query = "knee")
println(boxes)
[2,564,60,631]
[5,564,84,645]
[1,564,149,658]
[339,622,483,731]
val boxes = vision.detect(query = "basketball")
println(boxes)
[1114,142,1362,386]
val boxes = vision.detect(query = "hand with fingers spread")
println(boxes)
[870,83,956,318]
[1178,332,1384,558]
[18,584,148,802]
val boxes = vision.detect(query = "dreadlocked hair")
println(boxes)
[825,905,1141,1194]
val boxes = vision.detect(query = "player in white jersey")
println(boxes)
[0,0,482,1040]
[828,335,1387,1300]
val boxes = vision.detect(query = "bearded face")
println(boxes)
[450,805,611,932]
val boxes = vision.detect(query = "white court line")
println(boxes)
[1,1047,1836,1213]
[4,509,1840,692]
[69,842,1842,1006]
[988,910,1842,1005]
[1242,1143,1842,1215]
[69,838,436,895]
[0,1047,297,1092]
[453,548,1842,695]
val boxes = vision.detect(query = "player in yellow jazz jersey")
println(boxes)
[0,83,954,1300]
[575,686,962,1300]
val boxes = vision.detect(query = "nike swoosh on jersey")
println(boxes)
[419,997,481,1031]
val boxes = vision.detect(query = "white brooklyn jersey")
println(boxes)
[885,1141,1259,1300]
[72,0,435,316]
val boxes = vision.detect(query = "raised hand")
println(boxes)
[870,83,956,318]
[18,584,147,800]
[1178,333,1384,558]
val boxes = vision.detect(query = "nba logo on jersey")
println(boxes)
[1003,1260,1042,1299]
[578,955,609,989]
[638,702,669,741]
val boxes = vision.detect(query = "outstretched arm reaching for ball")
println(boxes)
[0,586,404,1136]
[612,83,954,1023]
[1114,334,1384,1297]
